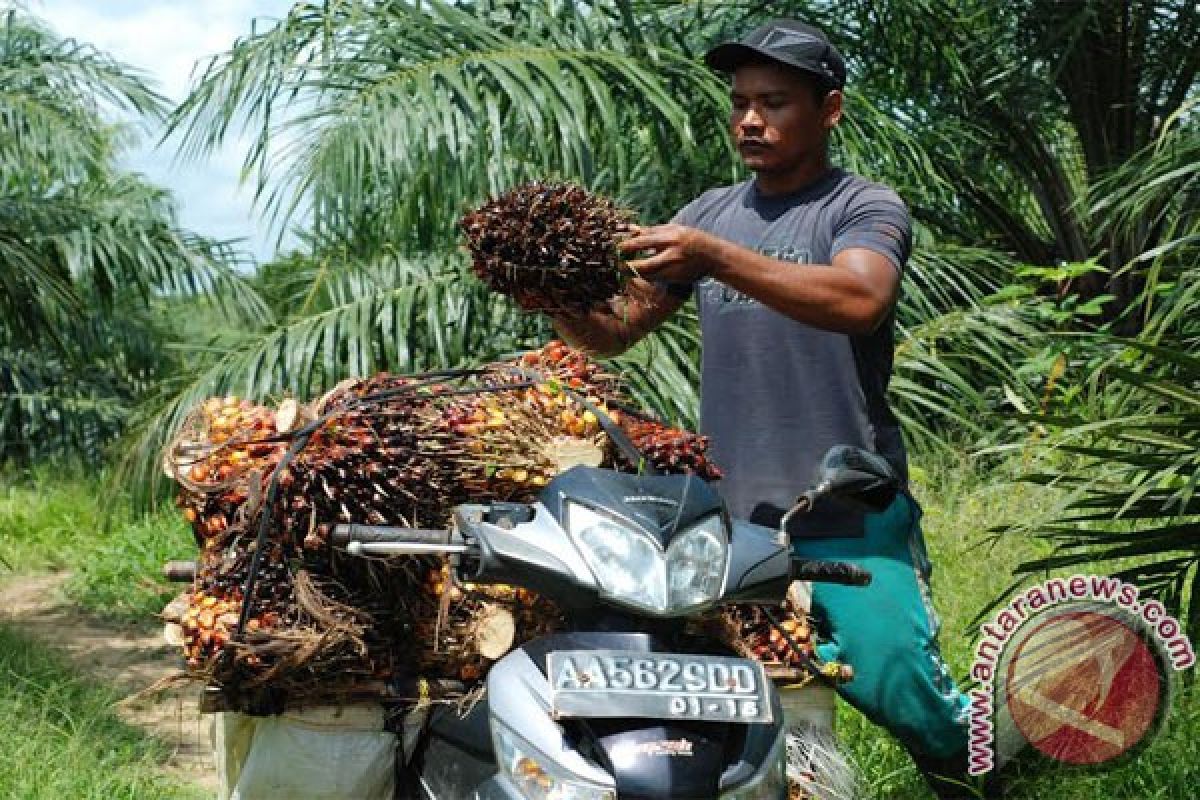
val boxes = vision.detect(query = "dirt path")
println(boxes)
[0,573,216,793]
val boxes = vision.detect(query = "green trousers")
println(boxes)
[791,492,969,760]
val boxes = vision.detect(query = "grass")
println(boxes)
[0,465,193,623]
[0,624,203,800]
[841,451,1200,798]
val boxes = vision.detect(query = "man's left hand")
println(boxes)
[618,224,713,284]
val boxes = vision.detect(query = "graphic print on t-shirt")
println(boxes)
[701,243,813,312]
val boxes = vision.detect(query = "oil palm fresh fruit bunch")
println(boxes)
[516,338,623,398]
[619,416,722,481]
[724,603,812,669]
[461,182,634,313]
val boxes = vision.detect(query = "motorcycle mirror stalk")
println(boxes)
[779,444,902,535]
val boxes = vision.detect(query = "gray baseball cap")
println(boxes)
[705,19,846,89]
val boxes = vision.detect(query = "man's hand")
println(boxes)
[618,224,714,284]
[549,277,686,357]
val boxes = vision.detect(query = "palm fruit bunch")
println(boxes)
[690,586,817,683]
[443,387,606,496]
[177,588,283,672]
[170,395,292,542]
[461,182,634,313]
[620,416,723,481]
[515,338,622,395]
[165,395,299,676]
[724,603,813,671]
[276,378,459,553]
[412,563,564,683]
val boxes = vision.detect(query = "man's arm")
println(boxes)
[620,226,901,335]
[551,277,686,357]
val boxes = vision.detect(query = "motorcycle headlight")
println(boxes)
[492,719,615,800]
[569,502,666,611]
[667,514,728,611]
[567,502,727,614]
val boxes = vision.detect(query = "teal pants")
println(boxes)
[792,492,969,760]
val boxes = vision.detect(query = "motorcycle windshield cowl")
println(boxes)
[541,466,726,547]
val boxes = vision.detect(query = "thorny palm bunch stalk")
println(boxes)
[461,182,634,313]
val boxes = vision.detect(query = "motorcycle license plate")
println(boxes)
[548,650,773,724]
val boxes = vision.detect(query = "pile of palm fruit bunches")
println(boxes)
[164,344,813,705]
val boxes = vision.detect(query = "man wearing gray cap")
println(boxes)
[552,18,986,798]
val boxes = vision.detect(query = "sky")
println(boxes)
[34,0,296,262]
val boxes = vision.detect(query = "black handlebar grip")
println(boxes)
[330,525,454,546]
[163,561,197,583]
[791,559,873,586]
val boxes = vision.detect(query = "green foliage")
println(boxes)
[843,685,1200,798]
[0,7,268,463]
[985,108,1200,644]
[167,0,732,250]
[65,510,191,624]
[821,1,1198,273]
[997,337,1200,643]
[0,625,203,799]
[0,466,108,572]
[846,453,1200,797]
[0,467,192,622]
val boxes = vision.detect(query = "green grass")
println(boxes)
[0,624,203,800]
[0,466,193,623]
[841,451,1200,798]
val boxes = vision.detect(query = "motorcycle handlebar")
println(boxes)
[163,560,197,583]
[791,559,872,586]
[330,525,461,547]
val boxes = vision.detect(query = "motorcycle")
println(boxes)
[331,444,901,799]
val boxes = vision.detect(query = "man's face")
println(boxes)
[729,63,841,174]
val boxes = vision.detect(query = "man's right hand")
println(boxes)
[550,277,686,357]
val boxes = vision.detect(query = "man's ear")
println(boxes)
[823,90,844,130]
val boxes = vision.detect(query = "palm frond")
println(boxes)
[168,0,725,250]
[996,328,1200,642]
[612,310,702,427]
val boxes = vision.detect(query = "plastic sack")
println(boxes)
[213,705,396,799]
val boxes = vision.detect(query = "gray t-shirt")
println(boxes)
[672,169,910,536]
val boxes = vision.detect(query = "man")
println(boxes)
[552,19,984,799]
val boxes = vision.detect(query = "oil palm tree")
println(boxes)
[0,8,266,461]
[995,102,1200,640]
[814,0,1199,325]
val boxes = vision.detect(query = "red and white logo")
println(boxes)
[1003,608,1164,764]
